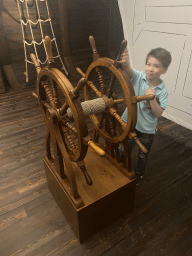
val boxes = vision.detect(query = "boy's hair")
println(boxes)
[146,47,172,69]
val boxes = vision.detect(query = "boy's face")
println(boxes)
[145,56,167,82]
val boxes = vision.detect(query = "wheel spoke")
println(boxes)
[105,113,116,136]
[59,102,69,116]
[64,121,78,134]
[41,81,55,108]
[113,98,125,104]
[42,102,51,110]
[50,78,61,108]
[63,127,76,150]
[98,112,106,129]
[95,67,105,94]
[88,81,102,97]
[109,107,126,130]
[107,73,116,98]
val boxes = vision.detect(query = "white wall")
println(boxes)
[118,0,192,130]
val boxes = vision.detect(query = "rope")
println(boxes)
[16,0,68,83]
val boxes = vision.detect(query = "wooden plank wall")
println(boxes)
[1,0,124,85]
[66,0,124,72]
[65,0,111,74]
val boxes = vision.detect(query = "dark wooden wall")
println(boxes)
[67,0,110,73]
[0,0,124,86]
[1,0,61,85]
[1,0,60,63]
[65,0,124,73]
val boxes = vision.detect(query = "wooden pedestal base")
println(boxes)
[44,148,136,243]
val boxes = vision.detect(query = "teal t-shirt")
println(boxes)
[122,69,168,134]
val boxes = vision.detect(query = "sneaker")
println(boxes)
[135,172,143,186]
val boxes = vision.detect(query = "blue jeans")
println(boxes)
[121,129,154,175]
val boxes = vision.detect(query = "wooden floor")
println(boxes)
[0,86,192,256]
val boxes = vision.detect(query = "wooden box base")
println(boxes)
[44,148,136,243]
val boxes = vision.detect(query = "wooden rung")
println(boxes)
[0,71,5,94]
[3,65,20,92]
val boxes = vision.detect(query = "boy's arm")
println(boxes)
[150,98,164,118]
[145,88,164,118]
[118,49,134,79]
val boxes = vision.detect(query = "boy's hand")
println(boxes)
[117,48,134,78]
[144,87,155,96]
[117,49,129,69]
[144,88,157,109]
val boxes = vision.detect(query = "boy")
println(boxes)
[119,47,172,185]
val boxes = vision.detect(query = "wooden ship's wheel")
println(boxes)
[84,37,136,144]
[31,35,154,242]
[31,37,99,208]
[79,36,154,177]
